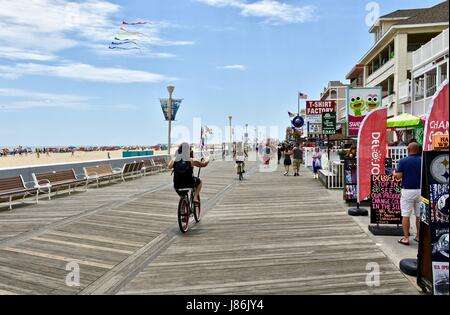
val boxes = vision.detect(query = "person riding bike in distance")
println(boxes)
[168,143,209,205]
[235,141,246,174]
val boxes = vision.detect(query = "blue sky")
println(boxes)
[0,0,443,146]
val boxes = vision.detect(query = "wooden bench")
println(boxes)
[32,169,86,200]
[119,161,144,181]
[142,159,159,175]
[152,157,169,172]
[0,176,38,210]
[318,169,334,188]
[84,164,122,188]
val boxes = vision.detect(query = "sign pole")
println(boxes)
[327,134,330,161]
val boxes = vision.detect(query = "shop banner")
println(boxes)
[424,82,449,151]
[160,98,183,121]
[322,112,336,135]
[357,108,387,203]
[347,87,382,138]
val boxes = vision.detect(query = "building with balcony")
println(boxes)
[349,1,449,117]
[399,28,449,116]
[319,81,349,123]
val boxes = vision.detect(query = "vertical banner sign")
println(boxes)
[160,99,183,121]
[370,175,402,225]
[322,112,337,135]
[347,87,382,138]
[357,108,387,203]
[414,124,425,148]
[424,82,449,151]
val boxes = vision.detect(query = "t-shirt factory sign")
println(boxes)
[306,101,337,115]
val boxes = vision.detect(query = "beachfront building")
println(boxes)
[349,1,449,117]
[399,28,449,116]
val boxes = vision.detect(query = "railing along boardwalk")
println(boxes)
[0,157,418,295]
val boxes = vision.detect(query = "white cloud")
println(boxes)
[0,0,119,57]
[0,88,89,110]
[0,63,176,83]
[0,88,143,111]
[196,0,316,24]
[218,64,247,70]
[0,47,57,61]
[0,0,193,62]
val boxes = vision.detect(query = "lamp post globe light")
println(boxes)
[167,83,175,155]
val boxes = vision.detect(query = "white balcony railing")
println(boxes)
[413,28,449,69]
[398,79,411,102]
[366,58,395,85]
[382,94,395,108]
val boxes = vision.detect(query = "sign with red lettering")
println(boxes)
[424,82,449,151]
[357,108,387,203]
[306,101,336,115]
[370,174,402,225]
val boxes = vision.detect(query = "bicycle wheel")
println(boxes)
[178,197,190,233]
[194,195,201,223]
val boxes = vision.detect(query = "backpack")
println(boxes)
[173,160,193,189]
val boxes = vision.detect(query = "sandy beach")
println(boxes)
[0,150,168,169]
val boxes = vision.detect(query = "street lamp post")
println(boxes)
[167,83,175,156]
[228,116,232,156]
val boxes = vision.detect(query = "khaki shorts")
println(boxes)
[400,189,421,217]
[293,159,301,170]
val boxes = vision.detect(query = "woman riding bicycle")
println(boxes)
[168,143,209,204]
[235,141,246,174]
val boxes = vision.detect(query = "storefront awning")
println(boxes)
[387,113,423,129]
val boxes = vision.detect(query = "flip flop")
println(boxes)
[414,238,419,243]
[398,239,410,246]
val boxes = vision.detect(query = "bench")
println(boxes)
[152,157,169,172]
[119,161,144,181]
[84,164,122,188]
[32,169,86,200]
[0,176,38,210]
[318,169,334,188]
[142,159,160,175]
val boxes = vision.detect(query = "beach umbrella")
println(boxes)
[386,113,423,129]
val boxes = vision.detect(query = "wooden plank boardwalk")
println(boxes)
[0,158,418,295]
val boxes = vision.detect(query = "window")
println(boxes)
[439,62,448,85]
[426,69,437,98]
[330,90,337,99]
[414,76,424,101]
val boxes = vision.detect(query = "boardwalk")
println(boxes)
[0,158,418,295]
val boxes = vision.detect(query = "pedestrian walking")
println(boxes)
[292,143,302,177]
[283,145,293,176]
[277,144,283,165]
[312,147,322,179]
[394,142,422,246]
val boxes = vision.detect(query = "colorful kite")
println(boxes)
[109,20,150,51]
[122,21,148,25]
